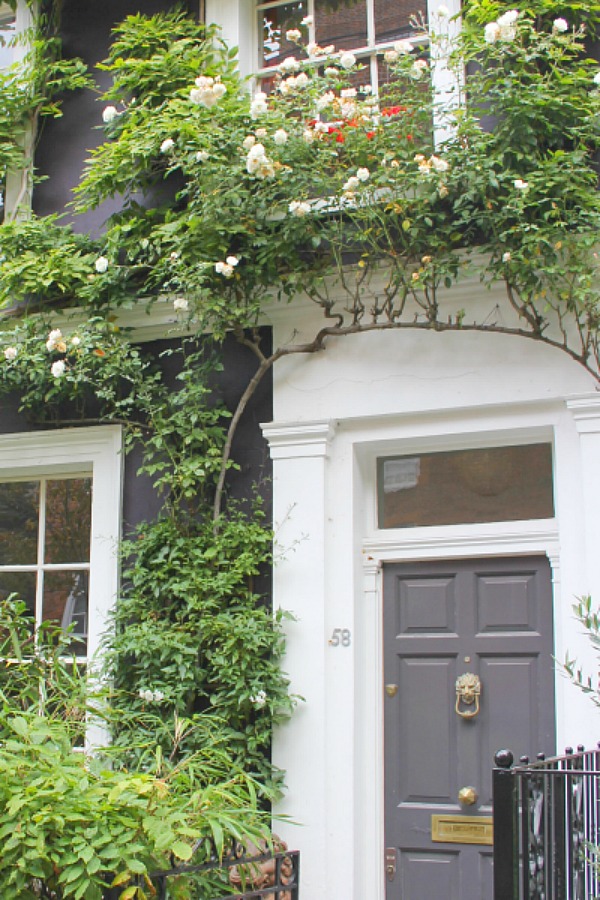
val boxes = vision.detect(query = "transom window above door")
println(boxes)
[0,476,92,656]
[256,0,429,92]
[377,443,555,529]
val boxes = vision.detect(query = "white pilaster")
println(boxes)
[567,395,600,603]
[262,420,334,899]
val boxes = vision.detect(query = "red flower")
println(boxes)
[366,131,376,139]
[382,105,407,117]
[335,132,345,143]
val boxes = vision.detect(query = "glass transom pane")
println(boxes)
[378,444,554,528]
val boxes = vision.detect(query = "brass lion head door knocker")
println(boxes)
[455,672,481,719]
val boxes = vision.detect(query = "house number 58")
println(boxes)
[329,629,351,647]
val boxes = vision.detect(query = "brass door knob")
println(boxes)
[385,684,398,697]
[458,786,478,806]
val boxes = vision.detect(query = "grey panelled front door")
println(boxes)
[383,557,555,900]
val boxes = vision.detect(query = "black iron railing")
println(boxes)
[493,745,600,900]
[103,846,300,900]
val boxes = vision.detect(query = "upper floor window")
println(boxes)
[256,0,429,92]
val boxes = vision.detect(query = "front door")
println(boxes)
[383,556,555,900]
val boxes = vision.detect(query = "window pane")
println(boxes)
[0,11,16,70]
[259,0,307,69]
[45,478,92,564]
[316,0,367,52]
[0,570,36,618]
[43,570,88,656]
[0,481,39,565]
[375,0,425,43]
[378,444,554,528]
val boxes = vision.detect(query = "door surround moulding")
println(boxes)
[357,524,560,900]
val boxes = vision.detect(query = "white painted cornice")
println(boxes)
[261,420,335,459]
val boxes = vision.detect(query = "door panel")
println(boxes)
[384,557,555,900]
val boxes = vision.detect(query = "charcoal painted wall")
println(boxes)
[4,0,273,536]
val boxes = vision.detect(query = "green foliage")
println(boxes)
[564,596,600,706]
[0,598,272,899]
[106,506,295,790]
[0,3,91,222]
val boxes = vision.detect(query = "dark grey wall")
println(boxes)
[33,0,195,235]
[10,1,274,538]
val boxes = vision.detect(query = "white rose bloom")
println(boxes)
[3,347,17,361]
[226,256,239,267]
[514,178,529,191]
[251,93,269,117]
[222,263,234,277]
[341,87,357,99]
[280,55,300,72]
[384,49,399,63]
[243,135,256,150]
[484,21,500,43]
[316,91,335,111]
[356,167,370,182]
[324,66,339,77]
[301,14,313,26]
[295,71,309,87]
[51,360,66,378]
[393,39,413,53]
[410,59,428,79]
[246,143,267,173]
[215,261,225,274]
[95,256,109,273]
[71,336,81,346]
[196,150,209,162]
[303,128,315,144]
[153,690,165,702]
[160,138,175,154]
[430,155,449,172]
[102,105,119,123]
[553,18,568,32]
[212,82,227,98]
[498,9,519,25]
[46,329,63,351]
[289,200,311,217]
[250,690,268,708]
[339,51,356,69]
[343,176,360,191]
[286,28,302,42]
[256,128,268,138]
[595,71,600,85]
[502,252,511,262]
[437,5,449,16]
[173,297,189,312]
[274,128,288,145]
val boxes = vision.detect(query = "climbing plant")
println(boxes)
[0,0,599,835]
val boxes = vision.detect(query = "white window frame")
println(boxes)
[0,425,123,661]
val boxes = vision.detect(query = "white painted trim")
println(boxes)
[0,425,123,662]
